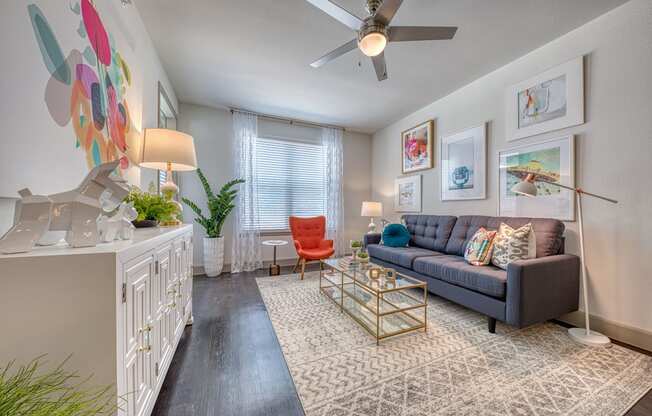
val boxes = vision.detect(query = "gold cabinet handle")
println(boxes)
[138,345,151,352]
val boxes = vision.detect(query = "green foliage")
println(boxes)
[182,169,244,238]
[0,356,118,416]
[350,240,362,248]
[124,187,178,222]
[357,252,369,259]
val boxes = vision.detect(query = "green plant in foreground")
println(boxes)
[182,169,244,238]
[124,187,178,222]
[0,357,117,416]
[357,252,369,259]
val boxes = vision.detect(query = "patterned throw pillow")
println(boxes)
[464,228,497,266]
[491,223,533,270]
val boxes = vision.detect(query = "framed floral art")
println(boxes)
[401,120,434,173]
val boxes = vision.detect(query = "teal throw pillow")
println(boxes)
[382,224,411,248]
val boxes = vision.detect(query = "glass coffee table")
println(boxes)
[320,257,427,345]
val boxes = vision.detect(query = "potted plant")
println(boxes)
[124,187,179,228]
[0,356,120,415]
[182,169,244,277]
[357,251,370,264]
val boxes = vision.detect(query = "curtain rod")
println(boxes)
[229,107,345,131]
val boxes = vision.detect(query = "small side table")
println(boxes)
[262,240,288,276]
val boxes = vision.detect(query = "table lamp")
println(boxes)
[512,173,618,346]
[361,201,383,233]
[140,128,197,224]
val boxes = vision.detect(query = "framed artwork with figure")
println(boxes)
[506,56,584,141]
[401,120,434,173]
[440,124,487,201]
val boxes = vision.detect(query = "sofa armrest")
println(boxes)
[364,233,381,247]
[506,254,580,328]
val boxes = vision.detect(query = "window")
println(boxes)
[253,136,326,232]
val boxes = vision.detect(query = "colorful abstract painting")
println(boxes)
[27,1,134,172]
[401,120,434,173]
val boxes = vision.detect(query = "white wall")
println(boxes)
[0,0,177,235]
[372,0,652,334]
[178,103,372,269]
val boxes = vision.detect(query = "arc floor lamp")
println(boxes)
[512,174,618,346]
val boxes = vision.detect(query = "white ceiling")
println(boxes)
[136,0,626,133]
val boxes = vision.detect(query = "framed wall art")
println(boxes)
[401,120,434,173]
[440,123,487,201]
[499,135,575,221]
[394,175,422,212]
[506,56,584,141]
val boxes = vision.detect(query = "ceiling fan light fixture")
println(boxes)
[359,31,387,56]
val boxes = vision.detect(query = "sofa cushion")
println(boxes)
[413,255,507,299]
[367,244,443,269]
[403,215,457,252]
[444,216,564,258]
[382,223,411,247]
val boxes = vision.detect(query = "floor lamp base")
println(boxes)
[568,327,611,346]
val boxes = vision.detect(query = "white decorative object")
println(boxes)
[499,136,575,221]
[0,225,193,416]
[394,175,422,212]
[0,161,129,254]
[506,56,584,141]
[441,124,487,201]
[322,127,345,257]
[204,236,225,277]
[97,202,138,243]
[231,111,263,273]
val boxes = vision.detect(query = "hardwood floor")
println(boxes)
[152,266,652,416]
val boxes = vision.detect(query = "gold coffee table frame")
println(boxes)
[320,257,427,345]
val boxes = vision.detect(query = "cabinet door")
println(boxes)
[123,254,154,416]
[172,240,185,340]
[153,244,173,378]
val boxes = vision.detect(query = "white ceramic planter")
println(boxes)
[203,236,224,277]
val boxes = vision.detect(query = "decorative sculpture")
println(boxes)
[0,161,129,254]
[97,202,138,243]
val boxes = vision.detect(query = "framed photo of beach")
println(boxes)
[499,135,575,221]
[395,175,422,212]
[506,57,584,141]
[440,124,487,201]
[401,120,434,173]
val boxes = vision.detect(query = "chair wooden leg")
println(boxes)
[320,261,324,271]
[292,257,301,273]
[300,258,306,280]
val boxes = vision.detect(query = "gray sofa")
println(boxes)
[364,215,580,333]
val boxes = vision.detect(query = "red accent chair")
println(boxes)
[289,216,334,280]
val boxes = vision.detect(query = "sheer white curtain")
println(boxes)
[322,127,345,257]
[231,111,263,273]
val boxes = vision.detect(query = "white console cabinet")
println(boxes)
[0,225,193,416]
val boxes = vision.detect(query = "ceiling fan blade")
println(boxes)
[371,53,388,81]
[310,39,358,68]
[304,0,363,31]
[374,0,403,25]
[389,26,458,42]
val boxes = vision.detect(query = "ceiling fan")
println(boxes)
[306,0,458,81]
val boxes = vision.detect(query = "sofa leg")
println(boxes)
[487,317,497,334]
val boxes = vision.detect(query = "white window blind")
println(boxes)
[253,136,326,232]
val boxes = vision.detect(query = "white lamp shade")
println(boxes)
[140,128,197,171]
[361,201,383,217]
[511,176,538,197]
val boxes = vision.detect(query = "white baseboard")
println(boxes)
[559,311,652,353]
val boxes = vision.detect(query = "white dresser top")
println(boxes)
[0,224,192,259]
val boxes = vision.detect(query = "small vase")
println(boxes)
[203,236,224,277]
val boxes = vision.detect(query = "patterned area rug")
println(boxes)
[256,272,652,416]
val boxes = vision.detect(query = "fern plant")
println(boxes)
[0,356,118,416]
[182,169,244,238]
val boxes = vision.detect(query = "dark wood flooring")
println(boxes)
[152,266,652,416]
